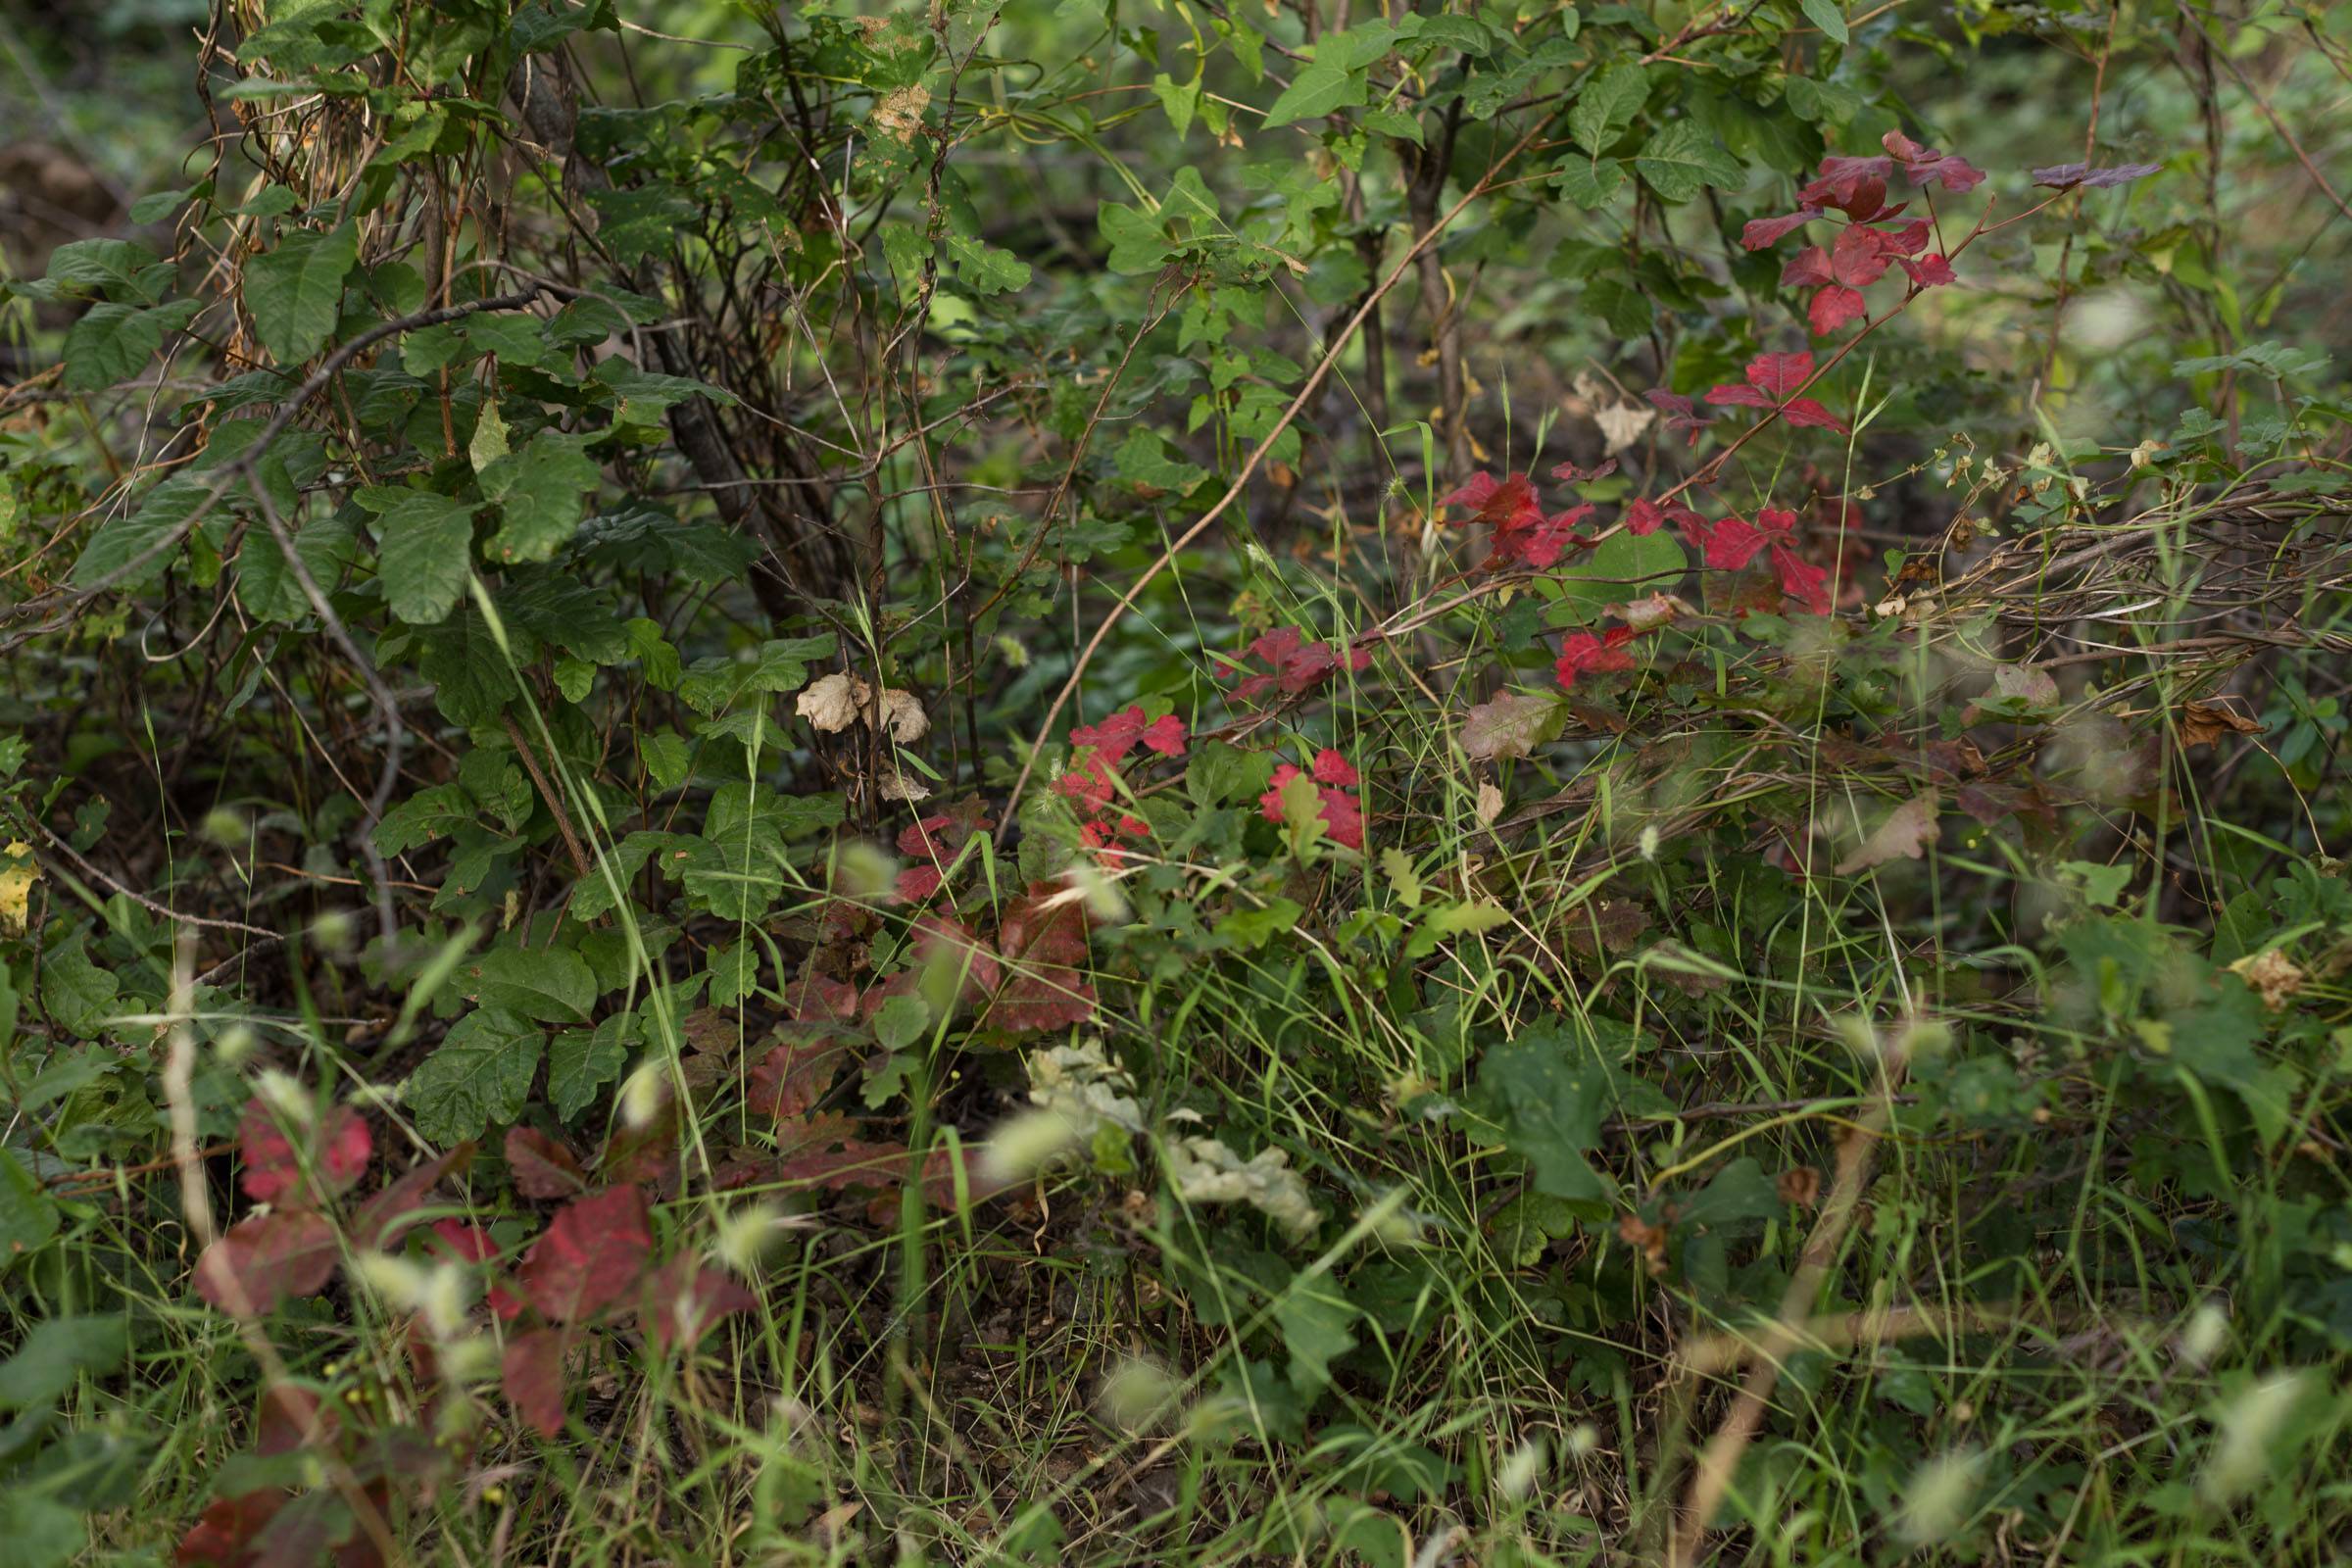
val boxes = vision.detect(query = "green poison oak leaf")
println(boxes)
[363,488,480,625]
[466,944,597,1023]
[480,429,603,563]
[516,1185,656,1322]
[241,222,359,364]
[1475,1026,1620,1214]
[407,1007,544,1145]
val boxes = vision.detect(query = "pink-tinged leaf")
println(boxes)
[1833,792,1943,875]
[238,1099,372,1206]
[1873,219,1933,256]
[1548,459,1619,484]
[1882,129,1985,193]
[1744,351,1816,397]
[1626,496,1702,536]
[1703,383,1775,411]
[748,1035,850,1121]
[1741,208,1822,250]
[1779,398,1848,433]
[1461,691,1568,762]
[1830,224,1892,287]
[1808,285,1868,336]
[1898,253,1956,287]
[504,1127,586,1200]
[1311,749,1358,787]
[516,1185,656,1323]
[1686,514,1770,571]
[502,1326,571,1438]
[429,1219,524,1319]
[176,1491,287,1568]
[348,1146,472,1252]
[2031,161,2161,190]
[992,885,1096,1032]
[1643,389,1716,447]
[909,912,1001,1002]
[1771,544,1834,614]
[1497,504,1595,569]
[1783,246,1835,287]
[640,1258,758,1352]
[1799,157,1894,218]
[1554,628,1639,691]
[194,1210,339,1317]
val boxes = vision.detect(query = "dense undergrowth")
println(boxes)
[3,0,2352,1563]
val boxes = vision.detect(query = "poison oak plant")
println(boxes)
[1,0,2351,1563]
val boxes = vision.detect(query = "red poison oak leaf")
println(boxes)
[1627,495,1702,536]
[1554,627,1638,691]
[504,1126,587,1200]
[193,1209,339,1317]
[516,1185,656,1323]
[238,1098,372,1206]
[1899,253,1957,287]
[2031,161,2162,190]
[1258,761,1366,850]
[1882,128,1986,192]
[640,1257,759,1353]
[502,1326,572,1439]
[992,884,1097,1032]
[1221,626,1372,702]
[1645,389,1716,445]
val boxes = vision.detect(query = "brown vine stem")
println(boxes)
[997,116,1561,835]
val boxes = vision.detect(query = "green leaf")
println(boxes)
[237,509,360,623]
[677,636,836,716]
[1276,1280,1358,1396]
[366,489,478,624]
[946,231,1032,295]
[40,941,120,1039]
[0,1315,128,1409]
[0,1495,80,1568]
[242,222,359,364]
[69,475,212,591]
[408,1007,544,1145]
[872,992,932,1052]
[1568,64,1649,157]
[1098,202,1173,275]
[1475,1027,1619,1213]
[549,1017,633,1123]
[480,430,602,564]
[639,731,692,791]
[466,945,597,1024]
[708,941,760,1006]
[1552,528,1688,617]
[62,298,199,392]
[1263,59,1366,127]
[0,1150,61,1275]
[1634,121,1747,203]
[1799,0,1849,45]
[1554,157,1627,210]
[372,782,475,856]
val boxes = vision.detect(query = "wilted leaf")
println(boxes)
[797,672,867,733]
[1461,691,1567,761]
[2179,699,2262,749]
[1834,792,1941,875]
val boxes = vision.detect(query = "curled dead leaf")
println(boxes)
[1777,1166,1822,1207]
[1834,792,1941,876]
[2179,699,2262,750]
[1605,593,1692,633]
[2228,948,2305,1010]
[876,688,929,743]
[797,672,869,734]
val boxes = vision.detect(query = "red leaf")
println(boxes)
[1257,765,1365,850]
[1771,544,1834,614]
[1898,253,1956,287]
[1219,626,1372,702]
[504,1127,586,1200]
[194,1210,339,1317]
[992,885,1096,1032]
[1744,351,1815,397]
[774,1138,910,1191]
[1779,398,1848,433]
[908,911,1001,1002]
[1554,629,1639,692]
[1882,129,1985,192]
[1807,285,1868,336]
[428,1219,524,1319]
[1497,504,1595,569]
[1685,514,1770,571]
[2031,161,2161,190]
[1799,156,1896,218]
[1310,749,1359,787]
[1782,246,1835,287]
[348,1147,471,1251]
[1141,713,1187,756]
[1741,208,1821,250]
[1548,458,1619,483]
[1439,470,1543,529]
[1702,383,1774,411]
[1874,219,1933,256]
[501,1326,571,1438]
[640,1259,758,1352]
[238,1100,372,1207]
[748,1034,850,1121]
[1829,224,1891,287]
[516,1186,655,1323]
[1645,389,1715,445]
[1626,496,1701,536]
[177,1491,285,1567]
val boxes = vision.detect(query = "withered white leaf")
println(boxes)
[876,688,929,743]
[796,672,868,734]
